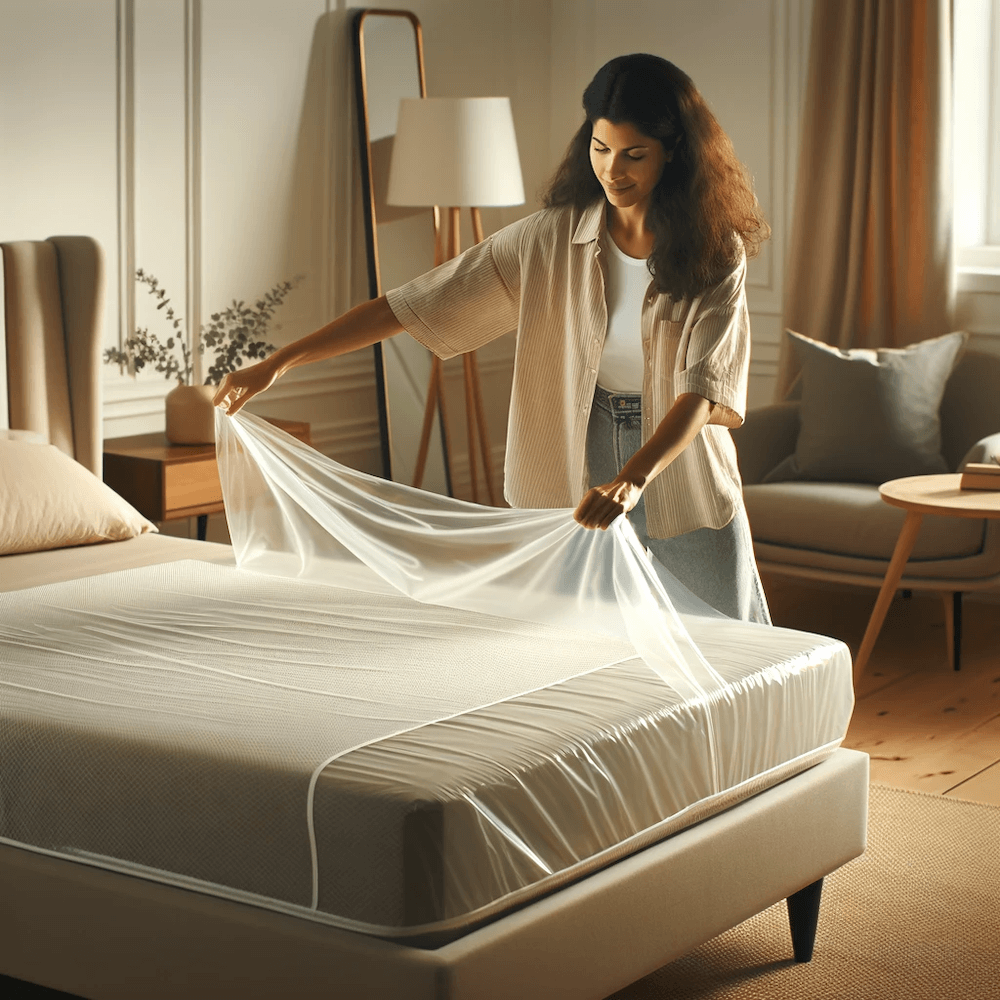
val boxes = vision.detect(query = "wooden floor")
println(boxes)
[763,574,1000,805]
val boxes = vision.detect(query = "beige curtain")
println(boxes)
[779,0,955,397]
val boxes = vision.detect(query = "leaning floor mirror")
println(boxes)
[352,8,452,495]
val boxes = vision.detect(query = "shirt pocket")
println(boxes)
[647,319,684,388]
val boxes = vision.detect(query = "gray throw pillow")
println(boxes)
[764,330,967,484]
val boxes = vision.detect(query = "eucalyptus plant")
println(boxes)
[103,269,299,386]
[200,278,297,386]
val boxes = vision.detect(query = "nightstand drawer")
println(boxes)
[104,418,310,528]
[163,459,223,515]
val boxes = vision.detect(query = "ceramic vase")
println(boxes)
[165,383,217,445]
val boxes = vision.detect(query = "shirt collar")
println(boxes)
[571,200,607,245]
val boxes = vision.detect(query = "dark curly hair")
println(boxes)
[543,54,769,300]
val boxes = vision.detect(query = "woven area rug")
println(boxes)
[608,783,1000,1000]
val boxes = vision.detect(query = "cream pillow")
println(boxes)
[0,439,156,555]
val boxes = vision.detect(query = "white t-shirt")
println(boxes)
[597,237,651,393]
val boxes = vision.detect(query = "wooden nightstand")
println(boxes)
[104,418,311,540]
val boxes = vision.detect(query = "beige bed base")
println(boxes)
[1,748,868,1000]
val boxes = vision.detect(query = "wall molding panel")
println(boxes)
[308,414,381,453]
[745,0,798,319]
[744,0,781,304]
[184,0,204,384]
[115,0,136,353]
[745,0,815,407]
[103,376,170,412]
[260,357,380,402]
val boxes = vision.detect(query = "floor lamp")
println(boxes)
[387,97,524,505]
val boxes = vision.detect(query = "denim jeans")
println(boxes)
[585,385,771,624]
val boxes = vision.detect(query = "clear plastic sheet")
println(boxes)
[0,412,854,942]
[218,413,728,704]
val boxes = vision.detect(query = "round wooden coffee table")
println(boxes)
[853,474,1000,683]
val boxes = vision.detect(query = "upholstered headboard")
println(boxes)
[1,237,104,476]
[0,256,6,432]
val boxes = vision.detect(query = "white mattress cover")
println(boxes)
[0,536,854,942]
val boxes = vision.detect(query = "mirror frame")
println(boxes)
[352,8,450,488]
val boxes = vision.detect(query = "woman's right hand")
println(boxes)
[213,355,282,416]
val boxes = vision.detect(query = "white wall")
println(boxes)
[0,0,122,385]
[2,0,815,494]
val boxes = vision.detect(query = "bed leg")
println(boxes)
[786,877,823,962]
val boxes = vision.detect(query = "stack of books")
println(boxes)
[960,461,1000,491]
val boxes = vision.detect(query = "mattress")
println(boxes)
[0,536,854,945]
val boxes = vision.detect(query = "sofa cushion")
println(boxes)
[743,482,985,562]
[765,330,967,484]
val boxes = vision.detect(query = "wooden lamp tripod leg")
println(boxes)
[411,206,497,504]
[411,205,454,494]
[467,350,496,505]
[412,356,443,491]
[464,207,496,505]
[412,354,456,495]
[462,352,481,503]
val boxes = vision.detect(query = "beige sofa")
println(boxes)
[734,349,1000,668]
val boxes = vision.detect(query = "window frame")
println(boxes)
[954,0,1000,285]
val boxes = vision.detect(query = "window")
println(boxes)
[954,0,1000,272]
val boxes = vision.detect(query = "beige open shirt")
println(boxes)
[385,201,750,539]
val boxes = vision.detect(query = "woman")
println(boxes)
[216,53,771,623]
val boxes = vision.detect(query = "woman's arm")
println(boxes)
[574,392,714,529]
[214,295,404,415]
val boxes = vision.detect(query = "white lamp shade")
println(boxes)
[387,97,525,208]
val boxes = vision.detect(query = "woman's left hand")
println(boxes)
[574,478,645,530]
